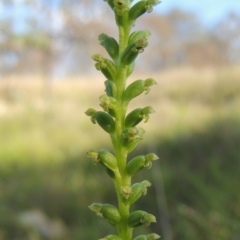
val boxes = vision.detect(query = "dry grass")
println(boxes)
[0,66,240,163]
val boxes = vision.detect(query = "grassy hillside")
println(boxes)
[0,66,240,239]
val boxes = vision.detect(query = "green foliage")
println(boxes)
[0,74,240,238]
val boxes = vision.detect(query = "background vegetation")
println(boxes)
[0,0,240,239]
[1,66,240,239]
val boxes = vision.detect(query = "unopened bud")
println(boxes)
[89,203,121,226]
[123,78,157,104]
[126,153,158,176]
[98,149,118,171]
[125,106,155,127]
[128,180,151,205]
[129,30,151,45]
[121,39,148,66]
[128,210,156,228]
[95,111,115,134]
[99,33,119,61]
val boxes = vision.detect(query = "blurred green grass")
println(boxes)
[0,66,240,239]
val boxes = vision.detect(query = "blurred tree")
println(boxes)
[0,1,239,77]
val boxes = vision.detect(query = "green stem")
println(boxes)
[113,9,133,240]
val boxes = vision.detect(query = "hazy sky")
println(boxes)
[157,0,240,25]
[0,0,240,32]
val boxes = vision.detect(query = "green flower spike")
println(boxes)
[89,203,121,226]
[123,78,157,104]
[87,0,162,238]
[128,180,151,205]
[128,210,156,228]
[133,233,161,240]
[125,106,155,127]
[92,54,117,81]
[99,235,123,240]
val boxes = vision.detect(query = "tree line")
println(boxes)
[0,0,239,77]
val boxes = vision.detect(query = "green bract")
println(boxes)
[87,0,161,239]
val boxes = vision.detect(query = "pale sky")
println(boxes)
[0,0,239,32]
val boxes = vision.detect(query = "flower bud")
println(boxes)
[128,180,151,205]
[105,80,117,97]
[114,0,129,15]
[128,210,156,228]
[86,150,100,165]
[99,33,119,61]
[129,0,148,21]
[126,155,145,176]
[98,149,118,171]
[95,111,115,134]
[121,127,145,153]
[101,204,121,225]
[128,30,151,45]
[99,94,117,112]
[125,106,155,127]
[121,185,132,200]
[85,108,98,124]
[99,235,123,240]
[92,54,117,81]
[123,78,157,104]
[126,153,158,176]
[121,39,148,66]
[144,153,159,168]
[89,203,121,226]
[133,233,161,240]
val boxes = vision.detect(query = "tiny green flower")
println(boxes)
[121,39,148,66]
[128,210,156,228]
[92,54,117,81]
[89,203,121,226]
